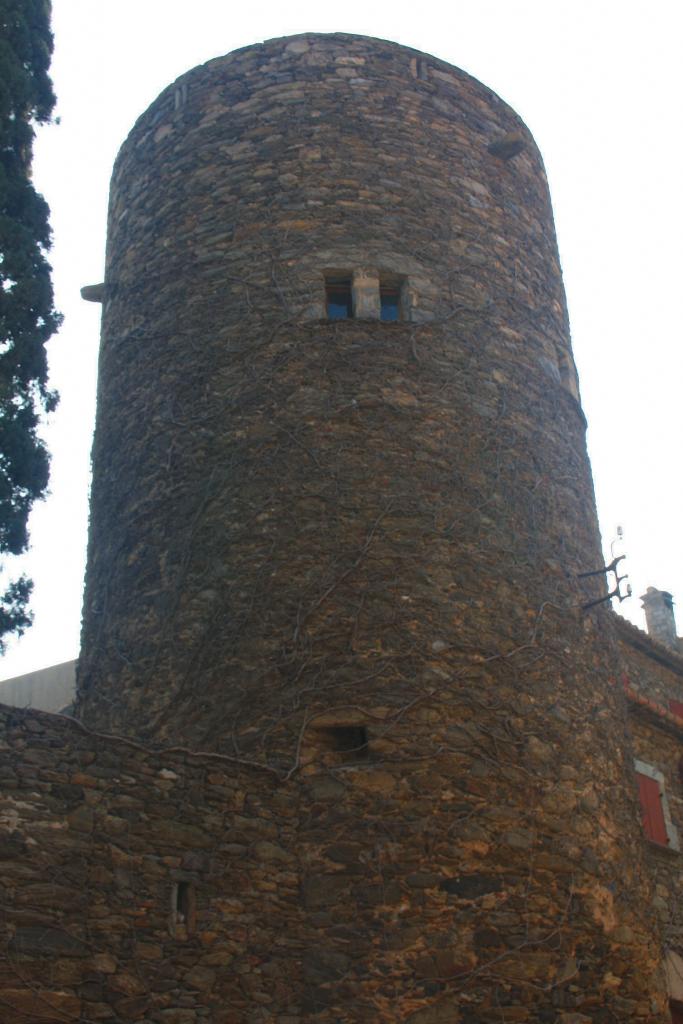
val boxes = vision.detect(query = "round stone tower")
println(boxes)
[77,34,666,1019]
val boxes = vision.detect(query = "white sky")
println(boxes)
[1,0,681,681]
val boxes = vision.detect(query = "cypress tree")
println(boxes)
[0,0,60,651]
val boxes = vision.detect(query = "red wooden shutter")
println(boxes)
[637,772,668,845]
[669,699,683,719]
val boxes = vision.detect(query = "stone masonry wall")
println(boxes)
[620,630,683,996]
[0,705,302,1023]
[619,628,683,709]
[77,32,592,751]
[62,33,672,1020]
[628,706,683,959]
[1,699,671,1022]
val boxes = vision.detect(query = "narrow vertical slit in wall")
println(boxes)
[174,83,188,110]
[176,881,190,920]
[171,880,196,938]
[557,349,578,399]
[410,57,429,81]
[558,351,571,387]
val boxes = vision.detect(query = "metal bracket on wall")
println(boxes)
[578,554,632,611]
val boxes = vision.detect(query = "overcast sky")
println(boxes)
[0,0,680,681]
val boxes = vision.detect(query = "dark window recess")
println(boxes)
[172,881,196,937]
[671,1001,683,1024]
[176,881,190,921]
[317,725,369,761]
[636,771,668,845]
[380,285,401,322]
[174,83,188,110]
[416,59,429,81]
[326,277,353,319]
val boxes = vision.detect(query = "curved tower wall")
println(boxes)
[77,34,665,1018]
[79,32,587,741]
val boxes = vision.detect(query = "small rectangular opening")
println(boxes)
[332,725,368,755]
[316,725,369,763]
[380,285,401,322]
[325,275,353,320]
[380,276,405,322]
[177,881,191,919]
[171,880,196,938]
[410,58,429,82]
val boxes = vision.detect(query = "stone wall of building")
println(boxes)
[0,698,671,1022]
[619,623,683,1011]
[0,704,299,1023]
[60,32,672,1020]
[76,32,593,752]
[618,619,683,708]
[628,705,683,953]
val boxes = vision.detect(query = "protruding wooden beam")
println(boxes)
[488,132,526,160]
[80,283,105,302]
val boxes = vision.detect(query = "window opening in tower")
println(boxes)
[325,276,353,319]
[380,284,401,321]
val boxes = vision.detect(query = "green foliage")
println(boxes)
[0,0,60,651]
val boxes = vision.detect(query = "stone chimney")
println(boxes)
[641,587,679,651]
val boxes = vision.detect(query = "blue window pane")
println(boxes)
[380,290,400,321]
[326,282,353,319]
[327,298,351,319]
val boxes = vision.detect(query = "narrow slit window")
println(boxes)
[171,880,196,938]
[411,58,429,82]
[380,284,401,322]
[176,881,190,921]
[326,276,353,320]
